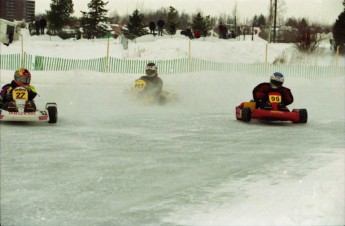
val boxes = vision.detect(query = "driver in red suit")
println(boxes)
[252,72,293,110]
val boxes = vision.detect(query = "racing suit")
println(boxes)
[252,82,293,109]
[137,74,163,97]
[0,80,37,109]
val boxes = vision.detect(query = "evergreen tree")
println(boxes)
[257,14,266,26]
[167,6,179,35]
[191,12,211,37]
[252,15,258,26]
[125,9,147,40]
[333,2,345,54]
[285,18,299,28]
[81,0,109,39]
[297,18,308,33]
[46,0,74,34]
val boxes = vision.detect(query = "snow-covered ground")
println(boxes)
[0,30,344,226]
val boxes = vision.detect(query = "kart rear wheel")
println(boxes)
[241,107,251,122]
[299,109,307,123]
[48,106,58,123]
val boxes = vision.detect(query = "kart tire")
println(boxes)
[298,109,307,123]
[48,106,58,123]
[241,107,251,122]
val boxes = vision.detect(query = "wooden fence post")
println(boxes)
[20,33,24,68]
[105,36,110,73]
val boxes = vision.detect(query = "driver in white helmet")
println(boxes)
[252,72,294,110]
[136,62,163,97]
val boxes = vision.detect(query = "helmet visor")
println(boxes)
[17,75,31,84]
[146,69,156,77]
[270,79,283,88]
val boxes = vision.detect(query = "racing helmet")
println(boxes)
[270,72,284,89]
[145,62,158,77]
[14,68,31,85]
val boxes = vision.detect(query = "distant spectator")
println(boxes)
[193,29,201,39]
[3,30,14,46]
[34,18,40,35]
[227,30,233,39]
[329,34,334,50]
[301,31,311,48]
[218,22,227,39]
[157,18,165,36]
[28,22,33,36]
[181,28,194,40]
[230,30,235,38]
[169,24,176,35]
[39,17,47,35]
[149,21,156,35]
[120,34,128,50]
[76,32,82,40]
[8,30,13,44]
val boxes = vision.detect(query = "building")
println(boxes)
[0,0,35,22]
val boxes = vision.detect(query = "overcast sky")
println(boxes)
[35,0,343,24]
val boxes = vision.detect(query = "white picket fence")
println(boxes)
[0,52,343,78]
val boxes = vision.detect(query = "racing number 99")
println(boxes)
[269,95,281,103]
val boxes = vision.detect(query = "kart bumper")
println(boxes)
[0,110,49,122]
[251,109,300,122]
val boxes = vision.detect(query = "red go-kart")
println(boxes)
[235,92,307,123]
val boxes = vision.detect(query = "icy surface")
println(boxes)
[0,30,344,225]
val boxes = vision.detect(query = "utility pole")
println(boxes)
[273,0,277,43]
[268,0,272,43]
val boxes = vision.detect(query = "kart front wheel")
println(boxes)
[241,107,251,122]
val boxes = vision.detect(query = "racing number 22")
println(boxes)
[13,90,29,100]
[16,92,26,98]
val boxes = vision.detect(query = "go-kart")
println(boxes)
[235,92,307,123]
[0,86,58,123]
[126,79,178,105]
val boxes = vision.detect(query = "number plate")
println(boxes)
[268,94,281,103]
[12,88,29,100]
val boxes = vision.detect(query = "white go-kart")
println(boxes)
[0,86,58,123]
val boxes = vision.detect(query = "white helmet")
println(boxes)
[145,63,158,77]
[270,72,284,89]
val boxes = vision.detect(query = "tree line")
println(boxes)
[44,0,345,54]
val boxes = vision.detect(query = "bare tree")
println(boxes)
[267,0,286,42]
[232,1,239,38]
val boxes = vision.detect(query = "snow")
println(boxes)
[0,29,344,226]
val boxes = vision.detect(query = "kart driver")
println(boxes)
[136,62,163,97]
[0,68,38,111]
[252,72,294,110]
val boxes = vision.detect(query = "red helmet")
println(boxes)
[14,68,31,85]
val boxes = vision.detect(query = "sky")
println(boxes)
[1,28,344,225]
[34,0,344,24]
